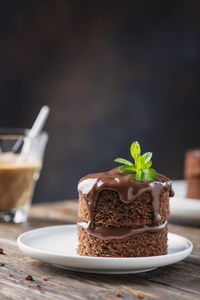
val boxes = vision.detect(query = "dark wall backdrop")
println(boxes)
[0,1,200,202]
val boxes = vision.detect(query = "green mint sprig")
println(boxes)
[114,141,157,182]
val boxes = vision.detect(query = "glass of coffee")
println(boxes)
[0,128,48,223]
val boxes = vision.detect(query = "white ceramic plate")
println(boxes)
[17,225,193,274]
[170,180,200,224]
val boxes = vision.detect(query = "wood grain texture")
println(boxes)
[0,200,200,300]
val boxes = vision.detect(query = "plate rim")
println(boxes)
[17,224,193,261]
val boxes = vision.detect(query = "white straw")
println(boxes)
[12,105,50,154]
[28,106,50,139]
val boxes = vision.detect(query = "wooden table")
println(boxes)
[0,200,200,300]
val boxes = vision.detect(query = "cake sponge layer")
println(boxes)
[78,189,170,227]
[77,225,168,257]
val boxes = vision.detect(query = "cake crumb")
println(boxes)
[53,290,57,294]
[190,278,195,282]
[25,275,34,281]
[115,291,122,297]
[36,284,41,290]
[42,277,47,281]
[144,297,148,300]
[8,273,13,278]
[136,294,144,299]
[28,284,31,288]
[0,248,5,255]
[19,279,22,282]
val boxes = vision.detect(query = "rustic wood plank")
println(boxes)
[0,200,200,300]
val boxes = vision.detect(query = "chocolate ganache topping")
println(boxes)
[78,221,168,240]
[78,168,174,238]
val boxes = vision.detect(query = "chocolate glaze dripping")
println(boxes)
[78,168,174,231]
[78,221,168,240]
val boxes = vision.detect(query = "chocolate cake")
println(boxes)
[184,148,200,199]
[77,168,174,257]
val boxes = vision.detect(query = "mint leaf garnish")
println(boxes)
[114,158,133,166]
[136,156,145,170]
[114,141,157,182]
[143,152,152,163]
[118,165,136,174]
[142,168,156,181]
[145,161,152,168]
[130,141,141,160]
[136,171,142,181]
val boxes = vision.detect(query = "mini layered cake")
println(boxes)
[77,141,174,257]
[184,148,200,199]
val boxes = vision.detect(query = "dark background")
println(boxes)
[0,1,200,203]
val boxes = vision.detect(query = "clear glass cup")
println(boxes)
[0,128,48,223]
